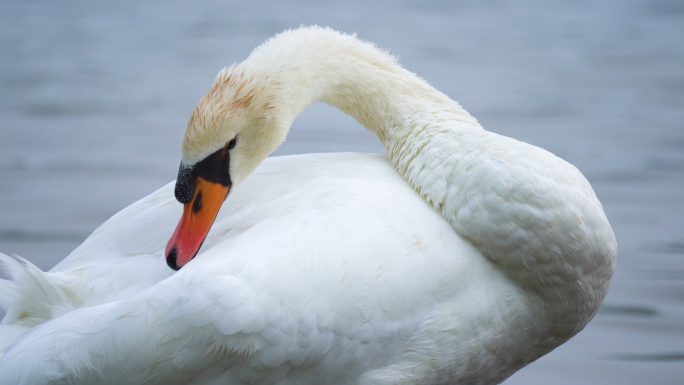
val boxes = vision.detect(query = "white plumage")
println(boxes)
[0,27,616,384]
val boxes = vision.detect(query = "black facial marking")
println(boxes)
[192,190,203,215]
[174,146,232,204]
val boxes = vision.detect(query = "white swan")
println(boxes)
[0,26,616,384]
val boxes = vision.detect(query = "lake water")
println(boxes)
[1,0,682,383]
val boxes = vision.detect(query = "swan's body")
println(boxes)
[0,27,616,384]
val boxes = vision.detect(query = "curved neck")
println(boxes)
[245,30,482,178]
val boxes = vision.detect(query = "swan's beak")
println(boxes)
[165,177,229,270]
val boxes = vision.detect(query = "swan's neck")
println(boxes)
[245,30,482,209]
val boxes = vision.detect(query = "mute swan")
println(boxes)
[0,26,616,384]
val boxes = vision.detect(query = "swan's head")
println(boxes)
[165,65,287,270]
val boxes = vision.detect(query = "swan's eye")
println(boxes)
[226,137,237,150]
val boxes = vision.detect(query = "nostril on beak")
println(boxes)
[166,246,180,271]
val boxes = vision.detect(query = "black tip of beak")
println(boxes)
[166,246,180,271]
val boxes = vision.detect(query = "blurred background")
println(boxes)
[1,0,682,383]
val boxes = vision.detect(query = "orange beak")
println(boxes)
[165,177,229,270]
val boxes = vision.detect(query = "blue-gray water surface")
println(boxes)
[1,0,683,383]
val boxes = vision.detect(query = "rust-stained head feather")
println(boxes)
[182,64,275,165]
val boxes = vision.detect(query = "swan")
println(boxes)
[0,26,616,384]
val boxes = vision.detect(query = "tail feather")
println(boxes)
[0,253,68,328]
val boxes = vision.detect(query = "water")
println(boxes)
[1,0,683,383]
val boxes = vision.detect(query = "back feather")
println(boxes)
[0,254,70,329]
